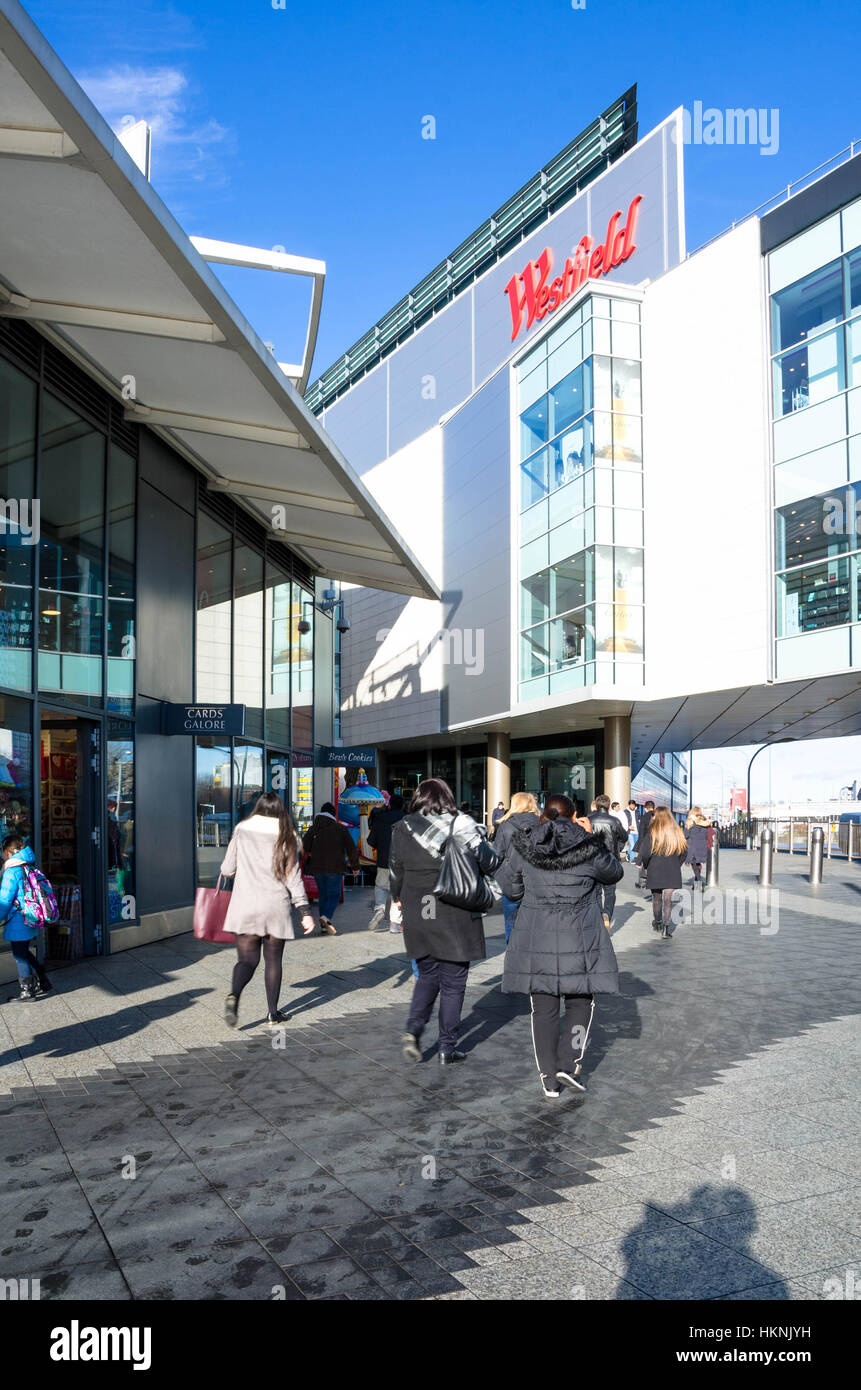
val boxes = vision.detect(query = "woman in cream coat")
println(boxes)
[220,792,315,1029]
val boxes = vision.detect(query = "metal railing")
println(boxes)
[720,817,861,861]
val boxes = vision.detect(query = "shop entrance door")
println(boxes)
[39,711,104,959]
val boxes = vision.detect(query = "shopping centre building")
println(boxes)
[0,0,436,977]
[311,93,861,820]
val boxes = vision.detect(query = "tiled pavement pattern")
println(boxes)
[1,852,859,1301]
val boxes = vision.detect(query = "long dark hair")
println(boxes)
[541,793,577,822]
[251,792,297,882]
[409,778,457,817]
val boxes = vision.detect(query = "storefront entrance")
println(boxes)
[39,711,104,960]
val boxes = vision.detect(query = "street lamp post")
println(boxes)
[746,738,795,850]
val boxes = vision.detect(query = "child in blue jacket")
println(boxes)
[1,835,51,1002]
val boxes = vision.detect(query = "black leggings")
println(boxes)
[231,934,285,1015]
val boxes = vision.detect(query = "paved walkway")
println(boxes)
[1,854,859,1301]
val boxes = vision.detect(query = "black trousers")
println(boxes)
[407,957,469,1053]
[530,991,595,1079]
[598,882,617,921]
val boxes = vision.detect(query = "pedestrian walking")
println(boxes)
[391,778,498,1065]
[624,799,639,860]
[498,794,623,1099]
[637,807,687,939]
[220,793,316,1030]
[635,799,656,890]
[492,792,540,943]
[685,807,710,887]
[366,793,405,932]
[589,794,628,926]
[0,835,53,1002]
[302,801,360,935]
[491,801,506,831]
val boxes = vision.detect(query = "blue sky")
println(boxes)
[22,0,861,801]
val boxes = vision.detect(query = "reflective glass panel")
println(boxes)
[196,513,231,703]
[233,545,263,740]
[777,557,851,634]
[0,359,35,692]
[771,259,843,353]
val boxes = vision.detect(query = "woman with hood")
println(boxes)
[684,806,710,887]
[0,834,52,1002]
[498,794,623,1099]
[391,778,499,1065]
[492,792,540,943]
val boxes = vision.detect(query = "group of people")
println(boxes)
[148,782,714,1101]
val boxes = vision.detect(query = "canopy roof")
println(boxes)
[0,0,438,600]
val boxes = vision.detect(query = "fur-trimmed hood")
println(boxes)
[512,819,606,870]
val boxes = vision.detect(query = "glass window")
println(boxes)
[609,358,642,415]
[520,397,548,458]
[848,317,861,387]
[549,416,591,492]
[849,247,861,317]
[234,742,263,822]
[613,413,643,465]
[777,557,851,635]
[547,328,582,385]
[291,753,313,837]
[771,259,843,353]
[773,329,845,417]
[518,359,547,412]
[611,321,640,359]
[38,393,105,700]
[611,298,640,323]
[0,694,32,843]
[233,544,263,740]
[614,603,644,660]
[549,365,585,437]
[291,584,313,749]
[265,567,291,747]
[611,547,645,605]
[107,445,135,715]
[593,410,613,462]
[520,497,548,544]
[106,724,134,923]
[0,359,36,692]
[521,571,549,627]
[267,751,289,798]
[196,738,231,886]
[592,316,611,355]
[549,468,593,528]
[520,448,548,509]
[548,511,591,567]
[549,609,587,666]
[613,508,644,547]
[614,470,643,508]
[196,512,231,703]
[521,624,550,680]
[552,551,593,615]
[776,488,855,570]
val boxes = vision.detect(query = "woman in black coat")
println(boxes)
[390,778,497,1065]
[498,793,623,1100]
[638,807,688,938]
[684,807,710,887]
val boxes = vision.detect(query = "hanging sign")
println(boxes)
[161,704,246,736]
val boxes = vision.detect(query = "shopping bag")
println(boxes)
[193,875,234,943]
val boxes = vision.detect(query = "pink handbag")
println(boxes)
[193,876,234,944]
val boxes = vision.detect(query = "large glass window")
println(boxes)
[233,741,263,821]
[771,259,843,354]
[291,584,313,749]
[291,752,313,837]
[773,330,845,417]
[195,738,232,886]
[0,694,32,843]
[0,359,36,692]
[107,446,135,716]
[196,512,231,703]
[38,393,105,701]
[233,545,263,740]
[776,488,856,569]
[265,566,291,747]
[106,724,134,923]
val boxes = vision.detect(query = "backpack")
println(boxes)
[19,865,60,928]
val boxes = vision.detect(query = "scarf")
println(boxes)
[405,812,501,902]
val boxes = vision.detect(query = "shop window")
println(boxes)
[234,742,263,822]
[771,259,843,354]
[520,397,548,458]
[38,393,105,702]
[291,754,313,838]
[548,415,591,490]
[552,551,592,616]
[548,364,586,438]
[265,567,291,747]
[0,694,32,843]
[777,557,852,635]
[195,738,231,886]
[0,359,36,692]
[267,751,289,799]
[290,584,313,749]
[196,512,231,703]
[233,545,263,740]
[107,445,136,716]
[106,725,134,924]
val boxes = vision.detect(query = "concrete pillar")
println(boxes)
[486,731,510,831]
[603,714,631,806]
[375,749,387,794]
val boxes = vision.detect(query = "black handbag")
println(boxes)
[433,816,500,914]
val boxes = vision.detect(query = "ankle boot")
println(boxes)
[8,976,37,1003]
[33,965,53,995]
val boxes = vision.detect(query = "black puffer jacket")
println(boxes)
[590,808,627,859]
[498,817,623,996]
[492,810,539,859]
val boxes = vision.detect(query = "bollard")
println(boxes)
[759,827,774,886]
[705,836,720,887]
[810,825,824,885]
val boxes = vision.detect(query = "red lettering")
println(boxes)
[615,194,642,266]
[547,275,564,313]
[601,212,620,274]
[588,245,604,277]
[505,247,554,339]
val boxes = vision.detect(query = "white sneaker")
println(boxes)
[368,905,386,932]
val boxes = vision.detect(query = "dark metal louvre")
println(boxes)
[0,316,41,373]
[109,400,138,454]
[42,339,109,429]
[197,480,315,587]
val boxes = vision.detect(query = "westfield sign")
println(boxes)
[504,194,643,341]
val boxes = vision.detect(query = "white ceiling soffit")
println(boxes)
[0,0,438,601]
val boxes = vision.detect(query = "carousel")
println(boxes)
[336,769,387,867]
